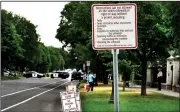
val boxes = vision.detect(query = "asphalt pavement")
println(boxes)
[1,77,79,112]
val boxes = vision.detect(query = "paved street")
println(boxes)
[1,78,79,112]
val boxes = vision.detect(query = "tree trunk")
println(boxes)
[1,66,4,76]
[95,58,100,86]
[123,81,126,91]
[141,60,147,96]
[108,81,114,103]
[103,72,108,84]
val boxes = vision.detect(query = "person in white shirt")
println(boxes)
[157,68,163,91]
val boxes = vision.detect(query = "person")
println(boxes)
[157,68,163,91]
[87,71,95,92]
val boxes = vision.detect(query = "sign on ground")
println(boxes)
[92,4,137,50]
[66,85,77,92]
[60,90,81,112]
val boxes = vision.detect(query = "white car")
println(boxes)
[4,71,10,76]
[4,71,16,76]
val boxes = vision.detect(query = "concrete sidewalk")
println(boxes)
[119,82,179,98]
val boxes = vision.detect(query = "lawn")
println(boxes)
[79,82,179,112]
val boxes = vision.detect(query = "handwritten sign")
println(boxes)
[60,91,82,112]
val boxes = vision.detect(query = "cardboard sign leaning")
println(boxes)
[60,85,82,112]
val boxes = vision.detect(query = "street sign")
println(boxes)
[86,61,90,66]
[92,4,137,50]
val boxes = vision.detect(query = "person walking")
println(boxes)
[87,71,95,92]
[157,68,163,91]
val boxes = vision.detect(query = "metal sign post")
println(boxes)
[112,49,119,111]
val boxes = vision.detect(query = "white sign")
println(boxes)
[61,91,75,100]
[62,98,77,112]
[75,92,80,101]
[75,92,81,112]
[32,73,37,77]
[76,101,81,111]
[86,61,90,66]
[60,91,82,112]
[53,73,58,77]
[67,85,77,92]
[83,64,86,70]
[92,4,137,50]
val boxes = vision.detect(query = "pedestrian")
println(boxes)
[157,68,163,91]
[87,71,95,92]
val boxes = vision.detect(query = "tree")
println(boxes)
[1,10,24,75]
[119,60,132,91]
[48,46,65,71]
[132,2,172,95]
[168,2,180,54]
[1,9,40,72]
[56,2,116,85]
[14,16,40,71]
[36,43,51,73]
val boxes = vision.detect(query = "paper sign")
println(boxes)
[67,85,77,92]
[62,98,77,112]
[76,101,81,112]
[75,92,80,101]
[61,91,75,100]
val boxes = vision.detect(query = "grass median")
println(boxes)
[79,82,179,112]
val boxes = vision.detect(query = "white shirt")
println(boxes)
[157,71,163,78]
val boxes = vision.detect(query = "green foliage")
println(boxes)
[1,9,66,74]
[119,60,133,81]
[1,10,24,71]
[167,2,180,55]
[48,46,65,71]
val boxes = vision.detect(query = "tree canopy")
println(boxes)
[1,9,65,74]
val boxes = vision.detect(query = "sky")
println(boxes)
[2,2,69,48]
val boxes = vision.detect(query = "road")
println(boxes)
[1,77,79,112]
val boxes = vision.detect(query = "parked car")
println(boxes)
[51,71,69,79]
[71,71,84,81]
[23,71,44,78]
[4,70,17,76]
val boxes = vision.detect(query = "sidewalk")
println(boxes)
[119,82,179,98]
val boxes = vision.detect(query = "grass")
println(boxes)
[79,82,179,112]
[1,76,20,80]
